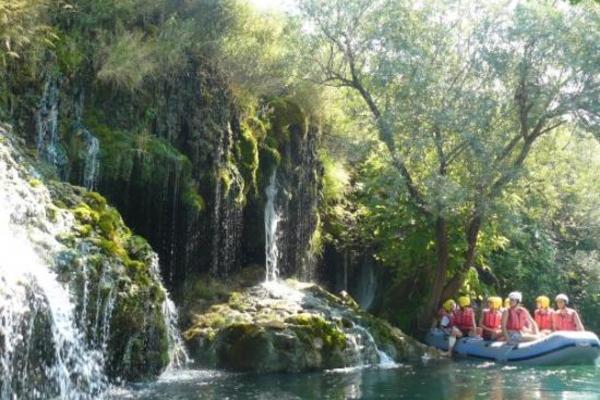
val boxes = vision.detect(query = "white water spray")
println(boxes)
[0,137,105,399]
[148,255,189,369]
[0,131,187,398]
[264,170,282,282]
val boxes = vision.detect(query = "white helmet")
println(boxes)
[508,291,522,302]
[555,293,569,304]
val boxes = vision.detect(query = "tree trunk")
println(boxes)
[441,215,483,302]
[419,217,450,329]
[417,215,483,330]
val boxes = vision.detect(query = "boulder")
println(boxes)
[184,280,439,372]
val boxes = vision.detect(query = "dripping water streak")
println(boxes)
[81,129,100,190]
[264,170,282,282]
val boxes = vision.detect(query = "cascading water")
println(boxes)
[35,74,69,178]
[0,130,187,398]
[257,281,398,369]
[0,137,105,399]
[80,128,100,191]
[354,257,377,311]
[264,170,282,282]
[148,255,189,369]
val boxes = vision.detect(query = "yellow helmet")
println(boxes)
[443,299,456,312]
[458,296,471,308]
[488,296,502,309]
[536,295,550,309]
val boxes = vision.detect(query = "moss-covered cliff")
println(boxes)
[0,1,325,300]
[0,127,175,397]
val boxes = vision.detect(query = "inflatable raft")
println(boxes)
[426,329,600,365]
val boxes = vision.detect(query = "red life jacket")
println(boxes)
[534,308,553,330]
[553,308,577,331]
[453,307,474,331]
[506,306,528,331]
[482,309,502,329]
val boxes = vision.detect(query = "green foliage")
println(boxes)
[0,0,55,63]
[489,131,600,331]
[302,0,600,327]
[321,152,350,204]
[182,183,206,213]
[266,98,308,152]
[97,31,158,90]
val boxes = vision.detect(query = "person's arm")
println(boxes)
[479,312,489,332]
[524,309,539,334]
[573,311,585,331]
[471,311,477,332]
[501,309,509,338]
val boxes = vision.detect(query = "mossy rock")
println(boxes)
[73,204,99,225]
[4,132,172,384]
[268,98,308,144]
[215,324,273,371]
[184,282,438,372]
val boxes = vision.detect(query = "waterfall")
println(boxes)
[148,255,189,369]
[264,170,282,282]
[346,323,396,368]
[354,257,377,311]
[80,128,100,191]
[35,74,69,178]
[0,137,105,398]
[0,130,187,397]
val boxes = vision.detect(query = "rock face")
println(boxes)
[0,128,178,398]
[5,57,324,295]
[184,281,438,373]
[262,99,323,281]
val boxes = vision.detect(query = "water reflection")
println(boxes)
[107,360,600,400]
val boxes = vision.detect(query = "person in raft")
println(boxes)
[533,295,554,335]
[552,294,584,331]
[479,296,503,340]
[502,291,539,343]
[435,299,462,354]
[453,296,477,338]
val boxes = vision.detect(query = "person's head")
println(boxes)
[488,296,502,311]
[457,296,471,309]
[508,291,522,308]
[504,298,510,309]
[555,294,569,310]
[536,295,550,310]
[443,299,456,313]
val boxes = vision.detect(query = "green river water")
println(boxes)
[107,359,600,400]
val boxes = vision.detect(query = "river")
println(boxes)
[107,359,600,399]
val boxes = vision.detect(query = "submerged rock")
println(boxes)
[184,281,438,372]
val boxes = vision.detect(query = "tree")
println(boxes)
[300,0,600,326]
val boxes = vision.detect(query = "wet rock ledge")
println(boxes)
[184,280,438,372]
